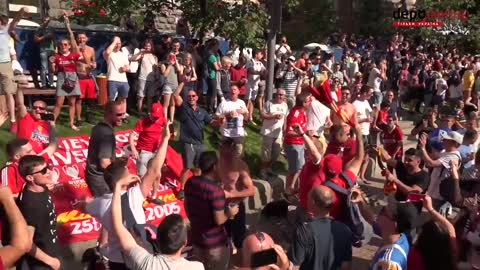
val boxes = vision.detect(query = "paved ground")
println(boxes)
[54,119,420,270]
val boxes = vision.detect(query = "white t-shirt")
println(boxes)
[435,78,448,97]
[121,47,140,74]
[261,100,289,138]
[138,54,158,81]
[125,246,204,270]
[86,184,145,263]
[307,99,331,137]
[353,99,373,135]
[216,99,247,137]
[367,67,383,92]
[107,50,130,82]
[275,44,291,62]
[246,59,265,92]
[426,150,461,200]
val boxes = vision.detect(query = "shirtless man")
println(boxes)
[66,22,97,125]
[217,137,255,251]
[331,86,357,135]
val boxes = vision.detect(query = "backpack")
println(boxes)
[323,172,366,247]
[121,192,159,254]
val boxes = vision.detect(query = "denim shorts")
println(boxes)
[284,143,305,173]
[108,81,130,100]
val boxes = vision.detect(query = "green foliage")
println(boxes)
[282,0,335,48]
[181,0,269,48]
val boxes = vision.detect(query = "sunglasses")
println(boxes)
[115,112,126,117]
[61,43,69,46]
[187,95,197,98]
[30,165,50,175]
[33,106,46,110]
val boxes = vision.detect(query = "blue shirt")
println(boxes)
[176,103,211,145]
[0,25,11,63]
[369,225,409,270]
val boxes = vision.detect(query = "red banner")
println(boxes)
[49,130,186,244]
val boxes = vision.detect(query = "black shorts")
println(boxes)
[181,143,204,169]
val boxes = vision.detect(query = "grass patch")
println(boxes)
[0,105,287,177]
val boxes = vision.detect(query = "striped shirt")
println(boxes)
[280,69,298,97]
[184,176,228,249]
[369,232,409,270]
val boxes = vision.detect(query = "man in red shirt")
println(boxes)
[15,90,51,154]
[1,134,58,196]
[381,115,404,160]
[325,125,357,166]
[230,55,247,98]
[129,103,167,177]
[322,124,364,221]
[284,91,311,198]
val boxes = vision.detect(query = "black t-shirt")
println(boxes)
[288,217,352,270]
[395,161,428,201]
[18,188,59,268]
[86,122,115,177]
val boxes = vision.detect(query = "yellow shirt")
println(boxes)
[463,70,475,91]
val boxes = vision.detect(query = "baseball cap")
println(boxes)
[322,154,342,176]
[288,55,296,61]
[441,130,463,145]
[150,103,164,118]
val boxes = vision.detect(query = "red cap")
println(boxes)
[150,103,164,118]
[322,154,342,176]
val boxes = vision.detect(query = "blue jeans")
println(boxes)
[40,50,54,86]
[108,81,130,100]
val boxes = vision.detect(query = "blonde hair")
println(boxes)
[221,56,233,66]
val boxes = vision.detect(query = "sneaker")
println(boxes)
[177,189,185,200]
[10,121,17,134]
[149,197,166,205]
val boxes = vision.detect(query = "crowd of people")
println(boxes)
[3,6,480,270]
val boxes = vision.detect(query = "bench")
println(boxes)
[20,88,56,108]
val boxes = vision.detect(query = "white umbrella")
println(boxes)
[304,43,330,52]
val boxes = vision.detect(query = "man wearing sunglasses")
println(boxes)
[15,90,53,154]
[16,155,61,270]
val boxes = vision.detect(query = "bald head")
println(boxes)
[309,185,334,211]
[241,232,275,268]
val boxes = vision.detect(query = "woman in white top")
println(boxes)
[103,36,130,103]
[130,40,158,115]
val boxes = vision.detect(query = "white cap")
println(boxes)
[288,55,296,61]
[441,131,463,145]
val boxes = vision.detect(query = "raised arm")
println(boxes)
[64,16,78,52]
[418,133,442,168]
[350,186,375,225]
[292,123,321,163]
[38,123,58,157]
[111,175,142,252]
[9,7,27,32]
[15,88,27,118]
[0,187,32,268]
[423,195,456,238]
[103,36,120,61]
[345,125,364,175]
[140,123,171,197]
[173,82,185,106]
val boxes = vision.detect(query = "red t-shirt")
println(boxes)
[382,126,404,159]
[230,65,247,95]
[326,169,357,221]
[55,52,80,72]
[133,116,166,152]
[376,109,388,127]
[284,106,307,145]
[325,138,357,166]
[16,113,50,154]
[299,160,323,210]
[0,152,50,195]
